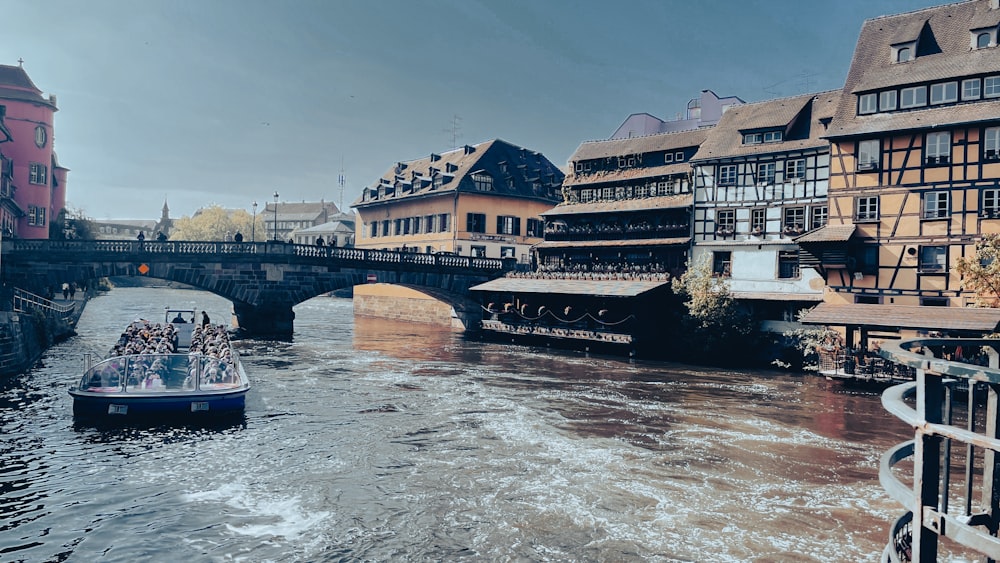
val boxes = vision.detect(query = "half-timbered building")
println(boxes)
[800,0,1000,344]
[689,91,839,329]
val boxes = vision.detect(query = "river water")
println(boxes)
[0,287,916,562]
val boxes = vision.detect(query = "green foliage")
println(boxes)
[670,254,757,364]
[782,309,844,371]
[169,205,262,241]
[957,233,1000,307]
[49,206,98,240]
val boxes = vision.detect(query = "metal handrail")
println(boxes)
[12,287,76,322]
[879,337,1000,562]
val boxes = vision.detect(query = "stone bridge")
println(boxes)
[1,240,512,335]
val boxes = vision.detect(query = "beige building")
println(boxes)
[352,139,564,263]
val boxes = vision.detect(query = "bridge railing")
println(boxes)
[4,240,511,272]
[878,338,1000,562]
[12,287,76,322]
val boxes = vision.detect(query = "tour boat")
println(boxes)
[69,309,250,418]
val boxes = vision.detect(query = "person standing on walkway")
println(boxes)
[201,311,211,327]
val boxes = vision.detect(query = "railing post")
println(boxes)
[914,367,943,561]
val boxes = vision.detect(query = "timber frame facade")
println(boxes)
[689,91,839,326]
[805,0,1000,310]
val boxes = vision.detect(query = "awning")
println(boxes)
[469,277,670,297]
[534,237,690,250]
[730,291,823,302]
[794,224,856,244]
[541,194,692,215]
[800,303,1000,332]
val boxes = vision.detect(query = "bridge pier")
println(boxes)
[232,302,296,336]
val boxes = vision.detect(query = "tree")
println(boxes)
[956,233,1000,308]
[168,205,262,241]
[49,206,98,240]
[670,254,757,364]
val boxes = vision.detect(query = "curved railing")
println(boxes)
[2,239,511,272]
[879,337,1000,562]
[12,287,76,323]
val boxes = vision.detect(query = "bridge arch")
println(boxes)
[2,240,510,335]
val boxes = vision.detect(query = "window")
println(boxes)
[466,213,486,233]
[978,32,992,49]
[986,76,1000,98]
[963,78,982,100]
[675,151,684,161]
[921,297,949,307]
[470,245,486,258]
[34,125,46,148]
[811,205,829,230]
[930,82,958,105]
[880,90,898,111]
[425,215,435,233]
[743,133,762,145]
[900,86,927,108]
[601,187,614,200]
[897,47,912,62]
[778,250,800,279]
[438,213,450,232]
[27,205,45,226]
[716,209,735,232]
[786,159,805,180]
[635,184,649,198]
[985,127,1000,160]
[783,207,805,231]
[718,165,738,186]
[497,215,521,236]
[526,218,544,237]
[500,246,515,258]
[712,251,732,277]
[859,93,877,114]
[658,179,676,196]
[664,153,673,163]
[394,218,403,235]
[472,172,493,191]
[856,295,882,304]
[857,139,880,170]
[763,131,782,143]
[983,188,1000,217]
[919,245,948,273]
[28,162,47,185]
[369,222,378,238]
[923,191,950,219]
[856,196,879,221]
[751,208,766,234]
[855,246,879,275]
[757,162,776,185]
[381,220,390,236]
[925,131,951,164]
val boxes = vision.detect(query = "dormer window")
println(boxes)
[973,27,997,49]
[743,130,782,145]
[893,42,914,63]
[859,93,877,114]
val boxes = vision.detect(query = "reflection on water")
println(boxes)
[0,288,925,561]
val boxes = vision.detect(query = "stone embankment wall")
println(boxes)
[0,296,87,377]
[354,284,466,329]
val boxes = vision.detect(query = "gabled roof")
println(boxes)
[297,220,355,234]
[562,162,692,187]
[265,201,340,221]
[569,128,708,162]
[691,91,839,161]
[353,139,564,208]
[828,0,1000,137]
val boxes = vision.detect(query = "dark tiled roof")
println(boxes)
[0,85,51,106]
[353,139,564,208]
[691,91,839,161]
[0,65,40,91]
[469,277,670,297]
[795,224,856,243]
[562,162,691,187]
[534,237,690,249]
[801,302,1000,332]
[569,128,709,161]
[827,97,1000,138]
[541,194,692,216]
[829,0,1000,137]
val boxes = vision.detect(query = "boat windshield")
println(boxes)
[78,353,244,393]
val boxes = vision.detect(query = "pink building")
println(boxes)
[0,62,66,239]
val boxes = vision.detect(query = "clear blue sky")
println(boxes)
[2,0,936,220]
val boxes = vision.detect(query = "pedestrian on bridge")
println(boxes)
[234,231,244,243]
[136,231,145,242]
[315,236,324,246]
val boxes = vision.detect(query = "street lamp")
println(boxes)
[251,201,257,242]
[272,191,279,241]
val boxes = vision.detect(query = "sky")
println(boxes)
[2,0,940,220]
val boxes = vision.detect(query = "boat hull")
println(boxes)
[69,388,247,418]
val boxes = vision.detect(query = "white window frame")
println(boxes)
[986,76,1000,98]
[919,245,948,273]
[757,162,777,185]
[811,205,829,230]
[986,127,1000,160]
[716,209,735,231]
[930,82,958,105]
[743,133,763,145]
[859,93,877,114]
[786,158,806,180]
[926,131,951,164]
[923,191,950,219]
[29,162,47,185]
[880,90,897,111]
[856,196,879,221]
[858,139,880,170]
[718,165,738,186]
[963,78,982,100]
[983,188,1000,216]
[900,86,927,108]
[763,131,783,143]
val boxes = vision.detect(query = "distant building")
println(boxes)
[353,139,563,261]
[0,62,66,239]
[690,91,838,331]
[292,214,356,247]
[93,200,174,240]
[799,0,1000,344]
[610,90,744,140]
[263,200,341,242]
